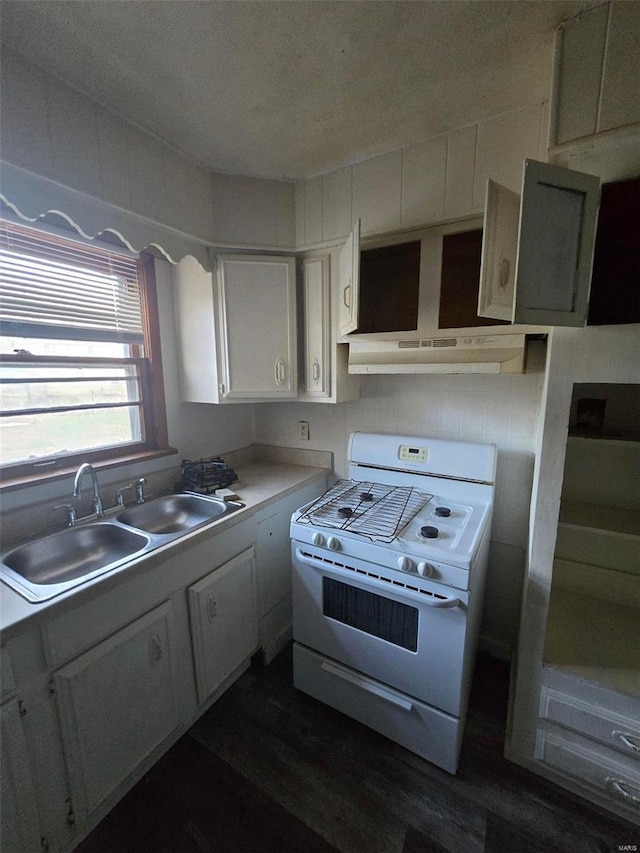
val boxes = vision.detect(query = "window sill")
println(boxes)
[0,447,178,494]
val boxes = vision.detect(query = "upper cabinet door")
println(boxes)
[217,254,297,399]
[302,255,330,398]
[338,219,361,335]
[478,160,601,326]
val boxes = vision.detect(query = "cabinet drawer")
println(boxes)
[540,685,640,760]
[535,728,640,812]
[293,643,462,774]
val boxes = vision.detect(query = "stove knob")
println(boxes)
[312,532,325,547]
[397,556,414,573]
[435,506,451,518]
[327,536,341,552]
[417,561,434,578]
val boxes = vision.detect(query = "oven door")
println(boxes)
[292,544,470,717]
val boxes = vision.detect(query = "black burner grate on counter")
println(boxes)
[176,456,238,495]
[296,479,432,543]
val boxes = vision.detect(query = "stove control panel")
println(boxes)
[398,444,429,463]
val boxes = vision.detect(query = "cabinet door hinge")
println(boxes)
[18,698,27,718]
[65,797,76,827]
[40,836,50,852]
[219,383,226,396]
[48,678,56,697]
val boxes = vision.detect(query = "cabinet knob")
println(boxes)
[148,635,163,665]
[612,731,640,753]
[343,282,351,309]
[274,358,286,386]
[311,359,321,384]
[207,595,218,623]
[605,777,640,805]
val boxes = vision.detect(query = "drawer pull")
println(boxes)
[320,660,413,712]
[605,777,640,805]
[613,731,640,753]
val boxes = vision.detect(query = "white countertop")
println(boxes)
[0,461,329,639]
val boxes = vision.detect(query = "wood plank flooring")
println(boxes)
[77,647,639,853]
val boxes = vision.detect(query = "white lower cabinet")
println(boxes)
[534,668,640,822]
[1,697,42,853]
[53,602,180,826]
[0,475,328,851]
[256,478,328,663]
[188,547,258,705]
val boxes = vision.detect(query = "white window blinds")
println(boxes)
[0,219,144,344]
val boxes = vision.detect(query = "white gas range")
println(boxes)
[290,432,496,774]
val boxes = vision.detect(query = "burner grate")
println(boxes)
[297,479,432,543]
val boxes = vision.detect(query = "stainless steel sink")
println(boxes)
[1,523,150,602]
[117,493,238,535]
[1,493,243,604]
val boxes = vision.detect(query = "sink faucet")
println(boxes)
[73,463,104,517]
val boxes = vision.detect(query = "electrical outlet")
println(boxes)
[298,420,310,441]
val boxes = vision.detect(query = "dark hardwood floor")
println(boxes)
[77,647,639,853]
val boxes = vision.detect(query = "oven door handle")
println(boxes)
[294,548,465,610]
[320,660,414,712]
[422,595,461,609]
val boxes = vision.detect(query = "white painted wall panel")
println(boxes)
[0,53,52,174]
[598,2,640,133]
[96,111,132,210]
[474,107,543,205]
[322,166,352,241]
[445,125,477,216]
[126,126,167,222]
[401,135,447,227]
[295,181,305,247]
[352,151,402,234]
[210,173,295,247]
[304,176,323,245]
[46,80,101,197]
[164,152,213,240]
[555,4,608,144]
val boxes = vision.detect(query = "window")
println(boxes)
[0,219,170,483]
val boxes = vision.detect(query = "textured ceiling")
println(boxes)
[0,0,595,180]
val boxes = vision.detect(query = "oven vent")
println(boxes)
[398,340,420,349]
[299,550,450,602]
[432,338,457,348]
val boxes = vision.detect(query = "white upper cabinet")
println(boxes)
[338,219,361,336]
[216,254,297,399]
[299,254,360,404]
[301,256,331,398]
[173,253,298,403]
[478,159,601,327]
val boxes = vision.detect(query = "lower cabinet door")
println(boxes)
[1,698,42,853]
[53,602,179,825]
[188,547,258,705]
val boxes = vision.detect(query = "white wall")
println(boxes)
[0,50,295,252]
[154,258,255,462]
[255,363,546,656]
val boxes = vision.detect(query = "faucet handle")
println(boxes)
[135,477,147,503]
[53,503,77,527]
[116,483,134,507]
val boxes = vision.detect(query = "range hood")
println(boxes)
[348,333,527,375]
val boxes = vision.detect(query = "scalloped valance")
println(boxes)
[0,161,211,271]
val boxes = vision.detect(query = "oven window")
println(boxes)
[322,578,418,651]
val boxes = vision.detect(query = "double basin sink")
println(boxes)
[1,493,243,603]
